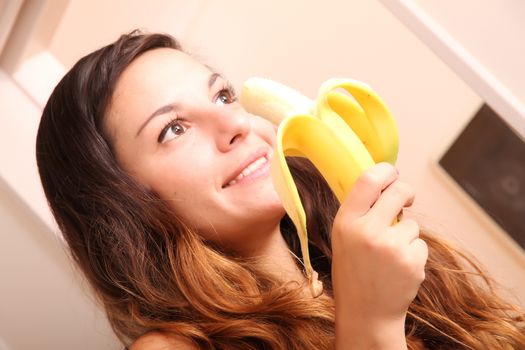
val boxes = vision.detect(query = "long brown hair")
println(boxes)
[36,30,525,349]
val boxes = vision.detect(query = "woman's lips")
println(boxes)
[222,148,271,189]
[224,155,270,188]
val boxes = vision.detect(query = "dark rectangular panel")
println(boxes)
[439,103,525,248]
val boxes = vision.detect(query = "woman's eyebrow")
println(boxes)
[208,72,221,89]
[136,103,176,137]
[135,73,223,138]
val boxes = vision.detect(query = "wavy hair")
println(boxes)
[36,30,525,349]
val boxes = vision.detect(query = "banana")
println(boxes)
[240,78,315,124]
[240,77,399,297]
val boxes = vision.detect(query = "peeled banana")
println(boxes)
[240,77,399,297]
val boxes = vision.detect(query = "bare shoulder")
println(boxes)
[129,331,198,350]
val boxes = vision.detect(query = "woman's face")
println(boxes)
[105,48,285,251]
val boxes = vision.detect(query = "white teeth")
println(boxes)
[226,156,267,187]
[241,156,266,177]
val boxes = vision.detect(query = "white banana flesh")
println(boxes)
[240,78,315,125]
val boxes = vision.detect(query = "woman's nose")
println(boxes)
[209,107,251,152]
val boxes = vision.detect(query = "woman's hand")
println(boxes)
[331,163,428,350]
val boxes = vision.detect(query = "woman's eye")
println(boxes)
[158,120,186,143]
[215,88,237,106]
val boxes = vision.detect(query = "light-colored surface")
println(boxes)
[49,0,206,67]
[417,0,525,104]
[0,0,69,74]
[380,0,525,137]
[0,178,120,350]
[0,0,24,55]
[0,336,11,350]
[12,50,65,108]
[0,69,57,230]
[1,1,524,349]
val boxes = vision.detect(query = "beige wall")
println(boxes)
[1,1,524,349]
[0,179,119,350]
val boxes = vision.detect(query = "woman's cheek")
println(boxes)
[253,117,278,146]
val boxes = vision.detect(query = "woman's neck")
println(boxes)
[243,225,307,285]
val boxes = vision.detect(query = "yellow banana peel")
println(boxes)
[240,77,399,297]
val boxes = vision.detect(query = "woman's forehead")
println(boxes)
[117,48,210,93]
[109,48,210,115]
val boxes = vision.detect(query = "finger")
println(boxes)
[408,238,429,279]
[369,180,415,227]
[341,162,398,221]
[388,218,420,244]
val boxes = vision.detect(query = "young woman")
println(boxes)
[36,30,525,349]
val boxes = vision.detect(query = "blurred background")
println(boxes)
[1,1,524,349]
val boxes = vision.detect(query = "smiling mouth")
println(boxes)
[222,155,270,188]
